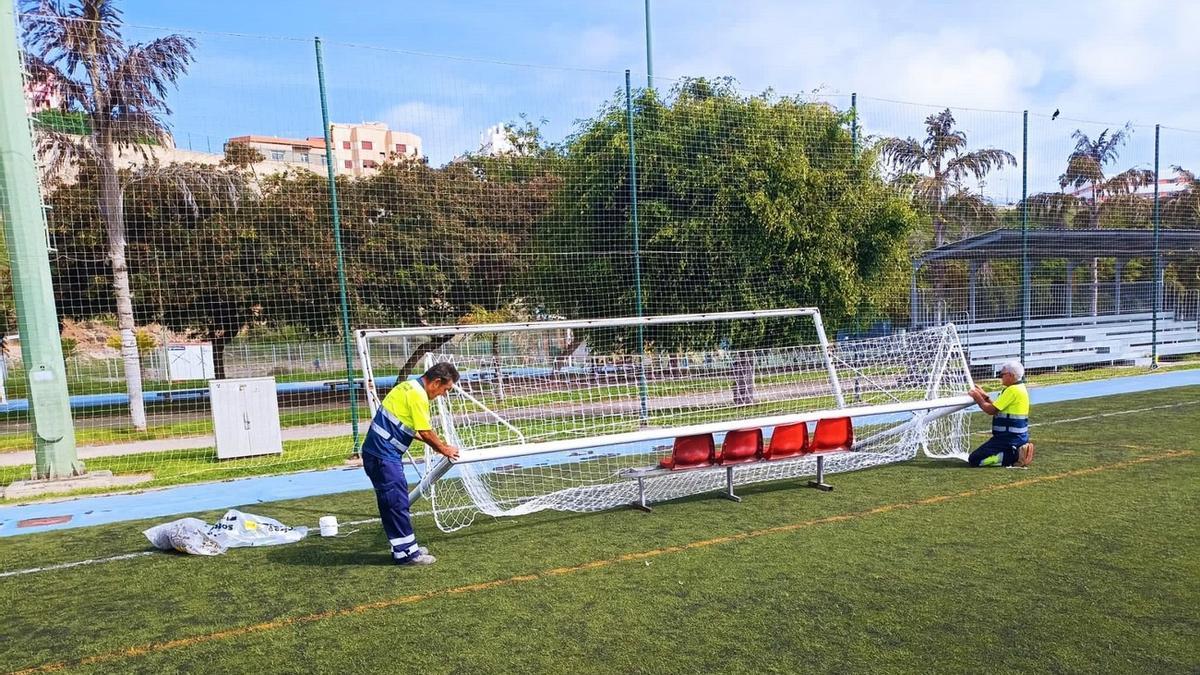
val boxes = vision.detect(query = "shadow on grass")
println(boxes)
[266,546,390,567]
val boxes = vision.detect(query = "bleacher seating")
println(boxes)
[957,312,1200,373]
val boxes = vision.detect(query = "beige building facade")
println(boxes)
[328,122,423,177]
[224,135,328,175]
[226,122,422,178]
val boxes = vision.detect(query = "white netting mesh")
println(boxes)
[360,314,973,532]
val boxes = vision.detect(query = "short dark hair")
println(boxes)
[423,362,460,384]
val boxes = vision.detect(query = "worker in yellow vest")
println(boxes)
[360,362,461,565]
[967,360,1035,468]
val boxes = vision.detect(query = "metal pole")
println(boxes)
[643,0,654,90]
[910,261,920,328]
[1152,123,1161,368]
[315,37,360,451]
[1020,110,1029,363]
[625,70,649,422]
[0,4,79,478]
[850,92,858,155]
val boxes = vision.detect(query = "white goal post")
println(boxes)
[356,308,976,532]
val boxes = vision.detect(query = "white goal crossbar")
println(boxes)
[356,307,844,413]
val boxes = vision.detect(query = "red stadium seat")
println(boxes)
[764,422,809,460]
[659,433,716,470]
[718,428,763,465]
[811,417,853,453]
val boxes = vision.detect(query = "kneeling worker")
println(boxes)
[966,360,1035,468]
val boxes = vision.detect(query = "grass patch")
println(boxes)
[0,387,1196,673]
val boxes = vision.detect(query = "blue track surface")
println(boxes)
[1,369,1197,537]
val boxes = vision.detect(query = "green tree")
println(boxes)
[879,109,1016,322]
[879,109,1016,249]
[537,78,917,350]
[46,161,258,379]
[222,140,265,169]
[460,300,536,399]
[342,157,560,374]
[1163,166,1199,230]
[22,0,196,429]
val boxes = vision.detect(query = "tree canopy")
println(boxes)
[534,78,917,349]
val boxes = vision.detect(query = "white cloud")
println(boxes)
[574,26,627,68]
[845,32,1042,111]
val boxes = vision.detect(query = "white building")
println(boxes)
[479,123,516,156]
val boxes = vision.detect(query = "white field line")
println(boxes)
[1031,399,1199,428]
[4,399,1197,579]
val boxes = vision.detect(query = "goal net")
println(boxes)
[357,308,975,532]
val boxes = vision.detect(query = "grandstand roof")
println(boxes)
[914,228,1200,267]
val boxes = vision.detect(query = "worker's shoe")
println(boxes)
[1015,443,1036,467]
[395,552,437,566]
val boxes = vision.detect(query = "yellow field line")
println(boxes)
[11,449,1192,675]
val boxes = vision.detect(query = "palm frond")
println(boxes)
[1170,165,1196,186]
[20,0,123,77]
[945,148,1017,182]
[877,137,925,174]
[1059,153,1104,191]
[1022,191,1081,227]
[1101,168,1154,196]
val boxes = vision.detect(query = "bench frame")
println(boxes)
[624,452,837,512]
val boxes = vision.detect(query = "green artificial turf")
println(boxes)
[0,387,1196,674]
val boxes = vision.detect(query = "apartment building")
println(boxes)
[328,122,423,177]
[224,134,328,174]
[227,122,423,177]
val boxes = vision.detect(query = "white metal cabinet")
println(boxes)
[209,377,283,459]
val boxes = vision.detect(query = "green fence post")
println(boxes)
[1020,110,1029,364]
[1152,123,1161,368]
[0,5,79,478]
[851,92,858,156]
[625,70,649,422]
[314,37,360,452]
[644,0,654,90]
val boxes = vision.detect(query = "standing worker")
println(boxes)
[361,362,461,565]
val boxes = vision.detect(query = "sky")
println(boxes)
[50,0,1200,199]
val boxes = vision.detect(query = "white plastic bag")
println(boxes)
[208,509,308,548]
[143,509,307,556]
[142,517,227,556]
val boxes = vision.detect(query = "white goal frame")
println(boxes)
[355,307,976,504]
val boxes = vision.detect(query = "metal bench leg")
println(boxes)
[807,454,834,491]
[633,476,653,512]
[724,466,741,503]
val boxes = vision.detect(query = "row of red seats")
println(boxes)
[659,418,854,470]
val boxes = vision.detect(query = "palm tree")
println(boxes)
[880,109,1017,248]
[880,109,1017,322]
[21,0,196,430]
[1029,125,1154,315]
[1163,166,1199,229]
